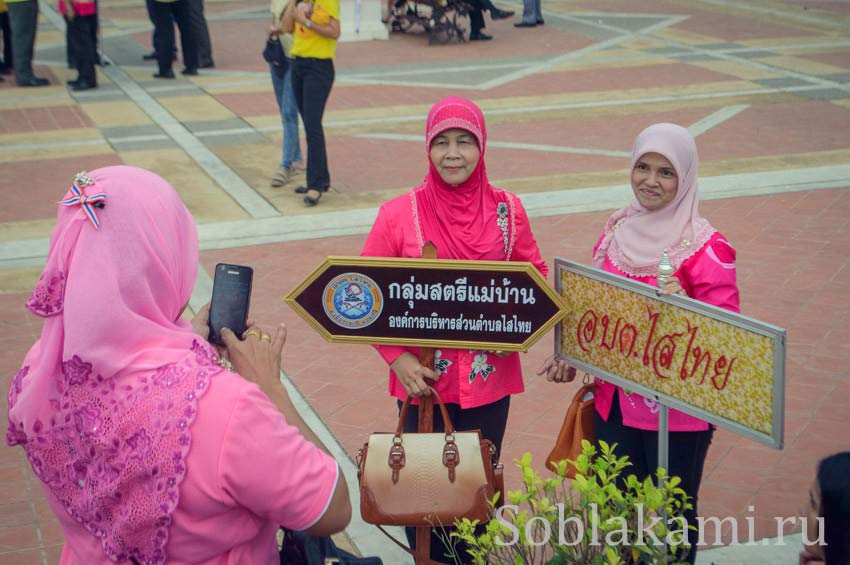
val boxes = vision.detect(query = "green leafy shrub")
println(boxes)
[440,440,692,564]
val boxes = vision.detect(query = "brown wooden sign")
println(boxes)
[284,256,566,352]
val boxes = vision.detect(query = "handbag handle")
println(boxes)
[390,387,462,484]
[395,387,455,436]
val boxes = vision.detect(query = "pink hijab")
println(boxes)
[413,96,512,261]
[6,166,222,563]
[593,123,716,277]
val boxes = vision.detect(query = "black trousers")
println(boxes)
[467,0,486,35]
[67,14,97,84]
[0,12,12,70]
[151,0,197,73]
[292,57,334,190]
[595,391,714,564]
[8,0,38,83]
[399,395,511,564]
[187,0,212,66]
[146,0,175,56]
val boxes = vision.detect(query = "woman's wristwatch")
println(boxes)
[305,18,313,29]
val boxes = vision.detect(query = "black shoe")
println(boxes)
[153,69,175,79]
[490,8,514,19]
[536,18,544,24]
[71,81,97,91]
[469,32,493,40]
[17,77,49,87]
[294,185,328,194]
[304,190,323,206]
[181,67,198,76]
[199,60,215,69]
[143,51,157,61]
[514,21,536,27]
[66,78,80,86]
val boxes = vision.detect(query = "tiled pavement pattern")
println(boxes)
[1,0,849,562]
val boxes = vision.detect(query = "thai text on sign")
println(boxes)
[286,257,566,352]
[555,259,785,448]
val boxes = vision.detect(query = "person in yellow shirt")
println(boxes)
[281,0,340,206]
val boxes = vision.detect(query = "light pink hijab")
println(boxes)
[593,123,716,277]
[7,166,222,563]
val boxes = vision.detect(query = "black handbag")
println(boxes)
[279,529,382,565]
[263,35,289,68]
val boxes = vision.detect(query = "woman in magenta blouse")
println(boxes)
[361,96,547,562]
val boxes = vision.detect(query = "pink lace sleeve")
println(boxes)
[219,386,338,531]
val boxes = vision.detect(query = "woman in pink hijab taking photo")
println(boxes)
[546,123,740,563]
[7,166,350,563]
[361,96,548,562]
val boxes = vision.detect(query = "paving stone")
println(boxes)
[755,77,817,89]
[729,49,781,60]
[200,131,268,148]
[672,53,720,62]
[183,118,256,134]
[101,124,168,139]
[824,72,850,85]
[110,137,178,152]
[797,88,850,101]
[701,42,747,51]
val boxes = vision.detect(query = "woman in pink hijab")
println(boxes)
[361,96,547,561]
[548,123,739,563]
[7,166,350,564]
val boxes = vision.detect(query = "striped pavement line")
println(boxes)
[3,164,848,268]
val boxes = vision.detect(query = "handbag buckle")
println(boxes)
[442,439,460,483]
[389,439,405,484]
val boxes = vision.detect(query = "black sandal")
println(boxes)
[304,190,323,206]
[295,185,328,195]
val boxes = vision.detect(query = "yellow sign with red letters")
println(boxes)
[555,260,785,448]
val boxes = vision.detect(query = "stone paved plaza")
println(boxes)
[1,0,849,562]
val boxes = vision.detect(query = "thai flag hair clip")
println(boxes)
[58,171,107,229]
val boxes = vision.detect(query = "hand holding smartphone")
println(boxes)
[208,263,253,346]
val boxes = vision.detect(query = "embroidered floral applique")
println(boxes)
[496,202,509,255]
[468,351,495,384]
[642,396,660,414]
[152,364,185,389]
[26,270,66,317]
[73,405,103,437]
[63,356,93,386]
[8,366,29,408]
[7,341,220,565]
[433,350,452,376]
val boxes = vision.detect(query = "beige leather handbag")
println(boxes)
[357,387,502,527]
